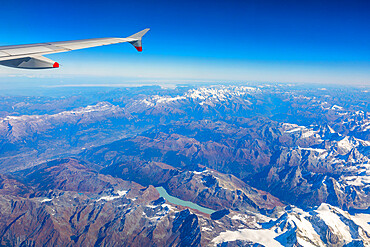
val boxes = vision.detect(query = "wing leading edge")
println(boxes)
[0,28,150,69]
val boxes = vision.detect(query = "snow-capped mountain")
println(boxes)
[0,84,369,246]
[0,102,127,142]
[212,203,370,246]
[139,86,259,106]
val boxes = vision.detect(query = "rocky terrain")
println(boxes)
[0,83,369,246]
[0,158,203,246]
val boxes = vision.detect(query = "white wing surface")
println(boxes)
[0,28,149,69]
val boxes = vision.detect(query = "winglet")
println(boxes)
[127,28,150,52]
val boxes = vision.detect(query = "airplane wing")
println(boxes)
[0,28,150,69]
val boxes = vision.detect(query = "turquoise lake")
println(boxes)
[155,186,216,215]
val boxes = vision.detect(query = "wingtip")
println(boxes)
[135,46,143,52]
[53,62,59,68]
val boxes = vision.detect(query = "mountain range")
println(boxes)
[0,83,369,246]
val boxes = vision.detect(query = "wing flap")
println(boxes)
[0,51,8,57]
[52,39,127,50]
[2,46,55,56]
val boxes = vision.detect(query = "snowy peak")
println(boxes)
[134,85,260,108]
[0,102,126,141]
[186,85,259,105]
[213,203,370,247]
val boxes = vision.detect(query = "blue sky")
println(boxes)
[0,0,369,87]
